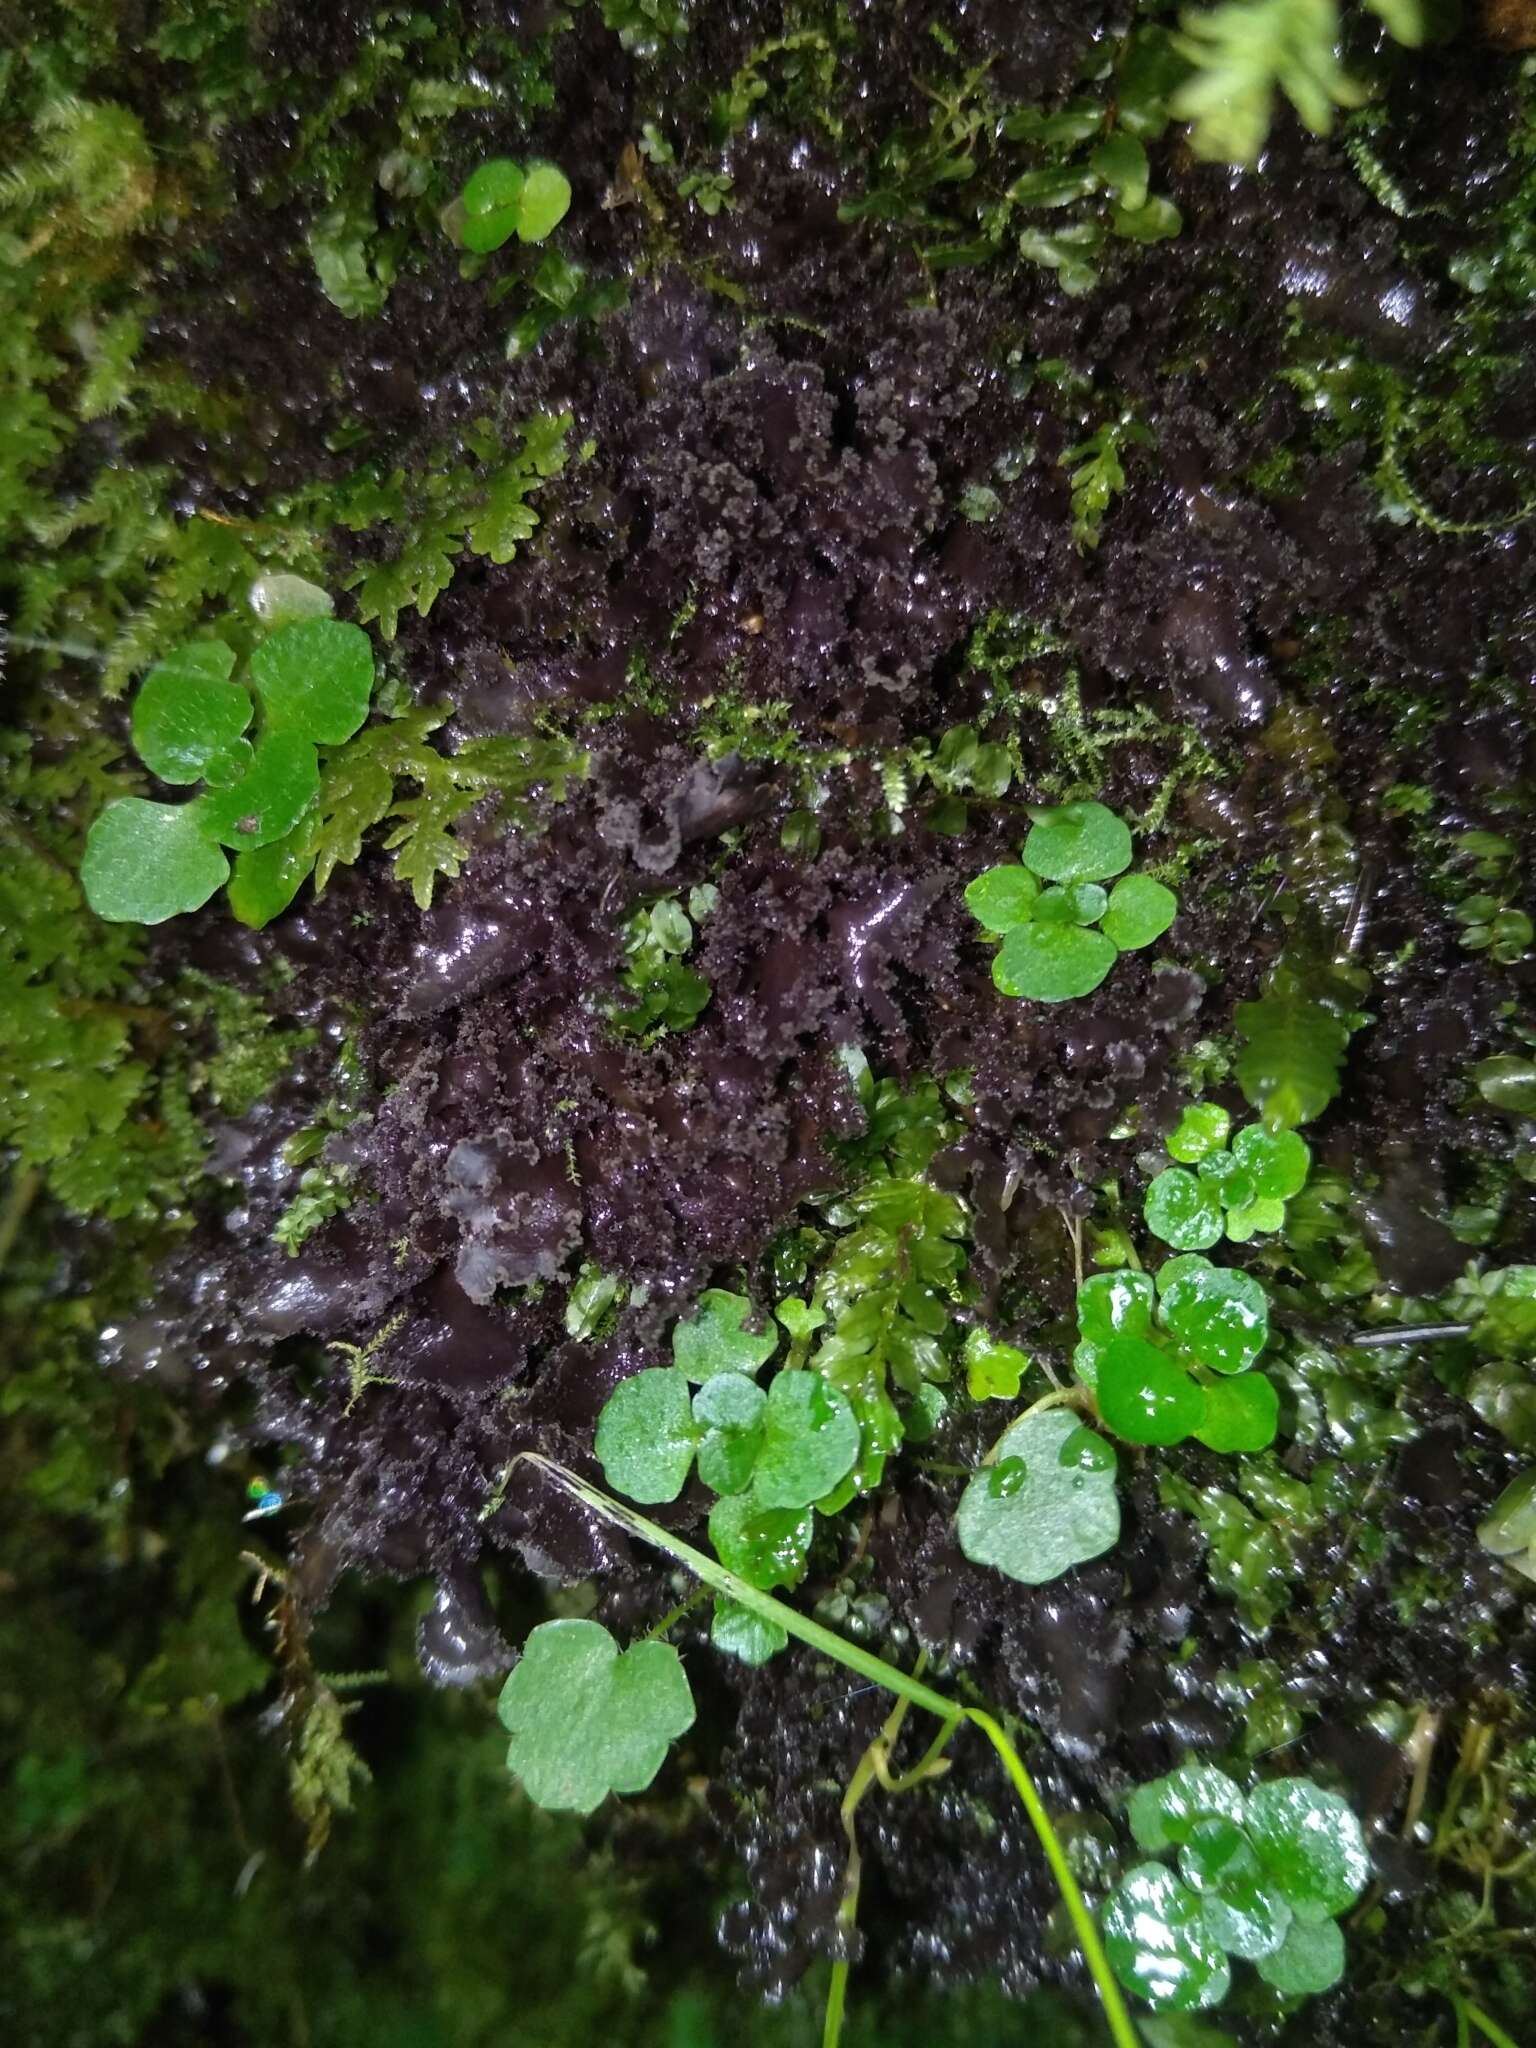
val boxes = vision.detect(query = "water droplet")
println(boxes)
[1059,1425,1115,1473]
[990,1456,1028,1498]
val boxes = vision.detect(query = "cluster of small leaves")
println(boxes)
[897,721,1017,837]
[498,1617,695,1815]
[449,157,571,253]
[342,411,575,640]
[608,889,714,1039]
[966,801,1179,1002]
[1444,1264,1536,1451]
[82,610,376,925]
[1076,1256,1279,1455]
[1171,0,1424,167]
[1145,1103,1312,1249]
[1446,830,1532,966]
[1159,1457,1346,1632]
[839,29,1185,295]
[1103,1761,1371,2010]
[596,0,690,58]
[1063,412,1152,548]
[595,1290,860,1658]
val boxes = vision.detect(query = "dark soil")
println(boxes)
[88,3,1536,2039]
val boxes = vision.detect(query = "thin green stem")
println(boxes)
[522,1456,1142,2048]
[1456,1996,1521,2048]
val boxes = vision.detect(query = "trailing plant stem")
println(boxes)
[521,1455,1142,2048]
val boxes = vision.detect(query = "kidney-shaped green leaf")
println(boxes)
[1022,800,1133,882]
[594,1365,698,1503]
[956,1408,1119,1584]
[1102,1863,1232,2011]
[132,641,251,784]
[250,617,374,745]
[197,732,320,849]
[1157,1256,1269,1374]
[994,920,1118,1001]
[752,1371,860,1508]
[81,797,230,924]
[1242,1779,1370,1923]
[1129,1762,1247,1853]
[497,1619,694,1815]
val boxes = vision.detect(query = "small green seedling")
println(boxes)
[1075,1256,1278,1454]
[594,1290,861,1641]
[456,157,572,253]
[965,801,1177,1002]
[1103,1760,1371,2011]
[956,1409,1121,1584]
[609,893,712,1038]
[1145,1102,1311,1248]
[497,1618,694,1814]
[82,612,374,925]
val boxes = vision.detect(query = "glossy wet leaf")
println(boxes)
[497,1618,694,1815]
[956,1407,1119,1584]
[1158,1256,1269,1374]
[1078,1269,1156,1345]
[1097,1335,1204,1445]
[81,797,230,924]
[692,1371,767,1494]
[249,617,374,745]
[707,1492,814,1590]
[227,830,314,929]
[1178,1815,1256,1894]
[672,1289,778,1381]
[1033,882,1108,926]
[1222,1196,1287,1242]
[710,1595,786,1666]
[248,572,333,628]
[460,157,525,252]
[1167,1102,1231,1164]
[1101,872,1178,950]
[1128,1762,1247,1853]
[1242,1779,1369,1923]
[1145,1168,1223,1250]
[964,863,1040,931]
[1102,1863,1232,2011]
[1473,1054,1536,1114]
[1230,1124,1310,1202]
[197,733,321,850]
[132,641,251,783]
[517,160,572,242]
[594,1366,697,1503]
[1021,799,1133,883]
[1477,1468,1536,1558]
[1198,1863,1293,1962]
[1193,1372,1279,1454]
[994,920,1117,1001]
[1254,1914,1345,1995]
[751,1370,859,1509]
[963,1326,1029,1400]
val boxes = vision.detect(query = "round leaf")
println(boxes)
[1193,1372,1279,1453]
[1242,1779,1370,1923]
[1200,1867,1293,1962]
[248,572,334,628]
[1129,1763,1247,1852]
[964,864,1039,932]
[249,618,374,744]
[227,831,315,929]
[1033,882,1107,926]
[1097,1335,1204,1445]
[132,642,251,784]
[694,1371,767,1494]
[1145,1168,1223,1250]
[956,1408,1119,1585]
[1230,1124,1311,1202]
[1255,1915,1346,1996]
[81,798,230,924]
[994,921,1118,1001]
[1102,1864,1232,2012]
[1078,1269,1156,1346]
[673,1289,778,1381]
[752,1371,859,1509]
[1223,1196,1286,1242]
[1158,1258,1269,1374]
[518,160,573,242]
[1101,872,1178,950]
[594,1366,697,1503]
[710,1595,786,1666]
[1179,1815,1258,1894]
[497,1618,694,1815]
[1167,1102,1231,1164]
[197,733,320,849]
[1474,1055,1536,1115]
[460,157,525,252]
[1022,800,1133,882]
[707,1492,814,1590]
